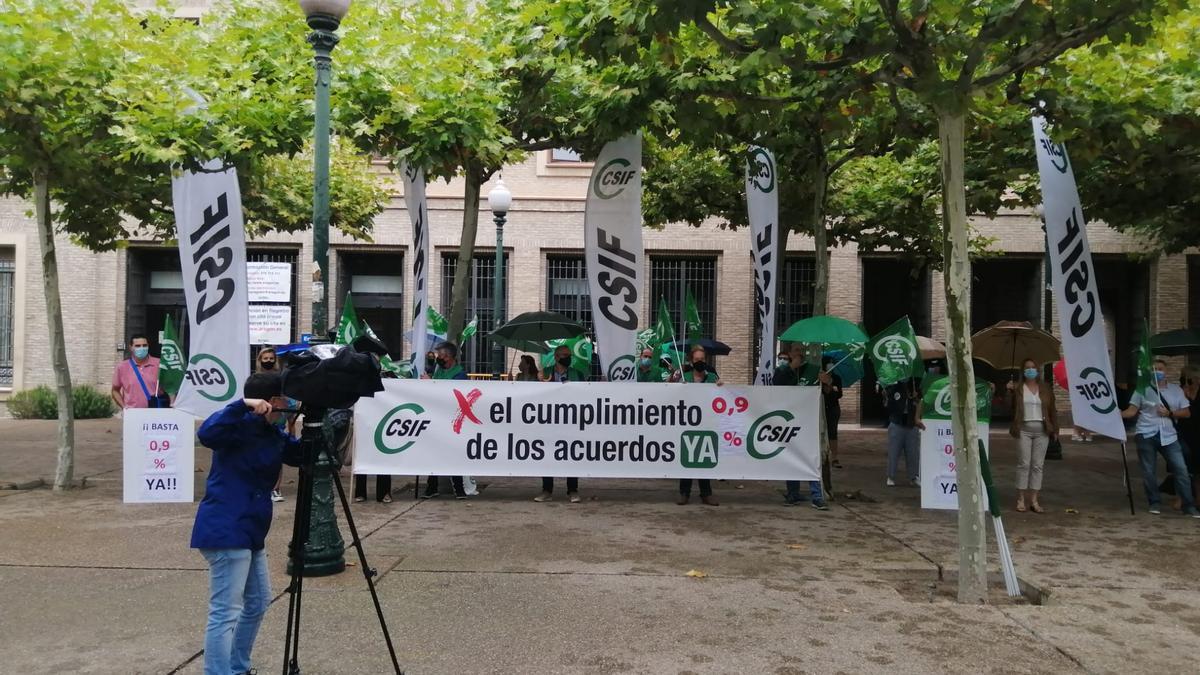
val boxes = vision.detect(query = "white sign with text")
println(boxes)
[123,407,195,503]
[246,262,292,303]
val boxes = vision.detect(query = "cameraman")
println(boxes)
[191,372,301,675]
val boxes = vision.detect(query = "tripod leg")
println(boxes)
[283,450,316,675]
[330,469,404,674]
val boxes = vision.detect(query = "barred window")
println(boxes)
[0,248,14,387]
[441,253,508,374]
[546,256,592,331]
[751,256,816,368]
[649,256,717,347]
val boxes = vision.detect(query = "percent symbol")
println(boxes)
[153,458,167,469]
[722,431,743,447]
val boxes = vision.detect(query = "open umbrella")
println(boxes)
[490,336,553,353]
[916,335,946,360]
[1150,328,1200,356]
[971,320,1060,371]
[668,337,732,356]
[491,311,585,343]
[780,315,869,347]
[823,346,865,388]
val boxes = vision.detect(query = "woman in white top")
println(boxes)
[1006,358,1059,513]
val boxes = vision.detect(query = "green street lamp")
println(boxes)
[291,0,352,578]
[488,179,512,379]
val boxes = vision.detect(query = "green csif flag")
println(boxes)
[157,314,185,396]
[542,335,592,374]
[427,305,449,339]
[460,315,478,344]
[921,376,994,422]
[867,316,922,386]
[336,292,360,345]
[1134,318,1155,397]
[655,297,683,368]
[684,288,703,342]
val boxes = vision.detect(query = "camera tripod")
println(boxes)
[281,410,403,675]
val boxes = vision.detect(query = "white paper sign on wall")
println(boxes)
[249,305,292,345]
[246,262,292,303]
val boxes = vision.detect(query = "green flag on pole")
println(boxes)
[157,314,185,396]
[541,335,592,374]
[867,316,922,386]
[1134,318,1155,397]
[427,305,449,338]
[684,288,703,342]
[336,292,360,345]
[460,315,478,344]
[655,297,683,369]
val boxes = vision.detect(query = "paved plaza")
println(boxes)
[1,418,1198,674]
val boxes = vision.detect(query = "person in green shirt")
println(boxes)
[535,345,583,503]
[676,345,720,506]
[774,341,829,510]
[635,347,665,383]
[421,342,468,500]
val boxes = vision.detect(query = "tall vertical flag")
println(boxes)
[683,288,703,342]
[746,145,779,385]
[403,163,432,376]
[1032,116,1125,441]
[584,134,644,382]
[867,316,922,387]
[171,160,251,417]
[157,314,185,396]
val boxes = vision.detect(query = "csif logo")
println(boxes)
[1038,136,1070,174]
[374,403,430,454]
[160,340,184,371]
[747,147,776,194]
[1074,367,1117,414]
[592,158,637,199]
[747,409,801,459]
[933,386,953,418]
[872,335,917,366]
[607,354,636,382]
[184,353,236,402]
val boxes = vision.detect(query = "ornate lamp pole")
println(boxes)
[488,179,512,379]
[292,0,352,577]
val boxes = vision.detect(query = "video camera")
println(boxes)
[280,334,388,410]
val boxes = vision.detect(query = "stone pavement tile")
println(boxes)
[176,573,1086,675]
[0,566,208,674]
[1003,587,1200,675]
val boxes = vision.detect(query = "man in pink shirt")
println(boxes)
[111,334,161,409]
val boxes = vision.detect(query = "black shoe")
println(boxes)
[421,492,439,500]
[454,492,468,500]
[783,495,803,506]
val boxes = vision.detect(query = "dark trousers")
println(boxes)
[679,479,712,497]
[542,477,579,493]
[353,474,391,501]
[425,475,465,496]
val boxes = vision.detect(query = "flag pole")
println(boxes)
[1120,442,1135,515]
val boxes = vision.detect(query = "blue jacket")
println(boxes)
[190,399,301,551]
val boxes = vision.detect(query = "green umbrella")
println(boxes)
[822,346,865,388]
[1150,328,1200,356]
[491,311,586,343]
[780,315,869,347]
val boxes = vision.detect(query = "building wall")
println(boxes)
[2,154,1195,430]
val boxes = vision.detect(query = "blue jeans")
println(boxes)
[201,548,271,675]
[1135,434,1196,511]
[785,481,824,504]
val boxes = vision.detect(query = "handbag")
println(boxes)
[130,359,171,409]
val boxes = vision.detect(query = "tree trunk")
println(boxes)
[33,170,76,491]
[447,164,482,347]
[809,160,830,318]
[935,104,988,604]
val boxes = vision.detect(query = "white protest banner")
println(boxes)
[123,408,195,503]
[403,162,431,370]
[172,159,251,417]
[248,305,292,345]
[919,376,991,511]
[1032,116,1124,441]
[585,134,644,382]
[746,146,779,386]
[353,381,821,480]
[246,262,291,303]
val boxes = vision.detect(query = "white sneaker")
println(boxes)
[886,477,896,487]
[910,476,921,487]
[271,490,284,503]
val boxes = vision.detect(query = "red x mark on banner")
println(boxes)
[452,388,483,434]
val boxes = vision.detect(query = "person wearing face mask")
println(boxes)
[111,334,162,410]
[1122,359,1199,517]
[191,372,302,675]
[676,345,720,506]
[422,343,469,500]
[255,348,293,503]
[1005,359,1058,513]
[535,345,583,502]
[774,341,827,509]
[636,347,664,383]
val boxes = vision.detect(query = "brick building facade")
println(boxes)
[1,150,1195,425]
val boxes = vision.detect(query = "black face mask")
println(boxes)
[693,361,708,373]
[260,360,276,370]
[557,356,572,368]
[436,357,449,369]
